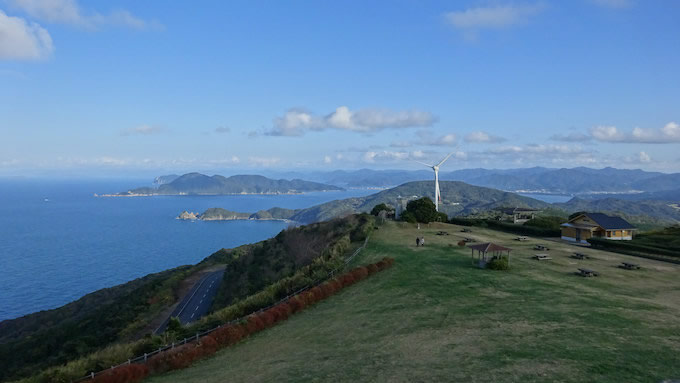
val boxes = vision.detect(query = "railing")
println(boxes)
[73,235,370,382]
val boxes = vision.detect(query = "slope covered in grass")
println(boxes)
[148,221,680,383]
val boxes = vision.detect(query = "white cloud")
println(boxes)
[323,155,332,164]
[591,122,680,143]
[445,4,543,30]
[416,130,457,146]
[590,125,626,142]
[268,106,436,136]
[591,0,633,9]
[120,124,165,136]
[0,10,53,60]
[8,0,161,30]
[464,131,506,143]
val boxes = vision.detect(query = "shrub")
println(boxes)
[211,325,245,347]
[366,263,379,275]
[258,311,276,328]
[457,240,466,247]
[92,364,149,383]
[375,261,387,271]
[246,315,265,333]
[487,257,509,271]
[288,296,306,313]
[351,267,369,281]
[198,336,218,357]
[382,257,395,266]
[340,273,355,287]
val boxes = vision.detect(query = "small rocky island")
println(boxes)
[177,207,299,222]
[176,211,200,220]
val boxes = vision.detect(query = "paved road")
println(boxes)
[155,268,225,333]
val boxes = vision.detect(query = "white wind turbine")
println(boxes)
[416,152,454,212]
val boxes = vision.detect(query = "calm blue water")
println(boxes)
[0,179,375,321]
[518,193,572,203]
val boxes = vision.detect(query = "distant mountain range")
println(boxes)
[189,179,680,225]
[269,166,680,196]
[106,173,343,196]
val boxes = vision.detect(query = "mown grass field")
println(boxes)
[148,221,680,383]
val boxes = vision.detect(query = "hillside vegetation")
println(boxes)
[0,264,207,382]
[210,214,374,310]
[149,221,680,383]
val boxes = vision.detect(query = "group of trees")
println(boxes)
[371,197,447,224]
[91,258,395,383]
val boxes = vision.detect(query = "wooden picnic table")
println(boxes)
[463,237,476,243]
[533,254,552,260]
[572,252,588,259]
[515,236,529,241]
[577,268,599,277]
[461,228,472,233]
[620,262,640,270]
[534,245,550,251]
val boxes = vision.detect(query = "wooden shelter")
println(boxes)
[468,242,512,268]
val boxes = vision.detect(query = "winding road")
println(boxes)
[155,268,225,333]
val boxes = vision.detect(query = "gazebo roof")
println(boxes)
[467,242,512,253]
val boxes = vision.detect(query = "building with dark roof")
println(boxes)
[560,212,637,243]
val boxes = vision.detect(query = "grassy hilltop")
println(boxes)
[148,221,680,383]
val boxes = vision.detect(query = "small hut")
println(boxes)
[468,242,512,268]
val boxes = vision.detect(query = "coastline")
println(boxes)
[95,191,330,197]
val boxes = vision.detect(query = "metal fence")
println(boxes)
[73,235,370,382]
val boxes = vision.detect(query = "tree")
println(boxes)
[405,197,439,223]
[400,211,417,223]
[370,203,394,217]
[167,317,182,334]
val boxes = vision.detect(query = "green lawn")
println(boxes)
[148,221,680,383]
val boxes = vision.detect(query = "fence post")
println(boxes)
[195,332,199,341]
[91,372,94,379]
[172,342,175,349]
[127,359,131,365]
[183,337,187,344]
[144,352,147,362]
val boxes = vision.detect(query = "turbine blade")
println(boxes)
[436,152,454,167]
[436,180,441,201]
[414,160,434,168]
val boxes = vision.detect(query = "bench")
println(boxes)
[577,268,599,277]
[436,231,449,236]
[533,254,552,261]
[534,245,550,251]
[572,252,588,260]
[619,262,640,270]
[461,228,472,233]
[463,237,476,243]
[515,236,529,241]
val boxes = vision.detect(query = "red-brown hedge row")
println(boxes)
[104,257,394,382]
[92,364,148,383]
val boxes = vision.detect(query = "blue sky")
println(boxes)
[1,0,679,176]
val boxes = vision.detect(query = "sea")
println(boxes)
[0,178,375,322]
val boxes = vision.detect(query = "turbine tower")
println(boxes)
[416,152,454,212]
